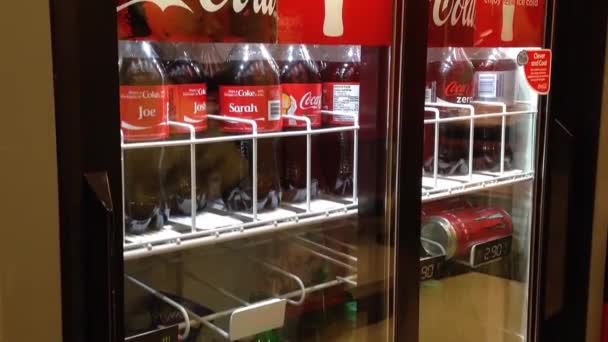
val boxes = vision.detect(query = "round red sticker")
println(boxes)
[520,49,552,95]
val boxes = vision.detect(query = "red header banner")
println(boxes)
[428,0,546,47]
[278,0,394,46]
[117,0,395,45]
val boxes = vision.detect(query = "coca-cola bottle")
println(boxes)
[471,48,517,106]
[321,45,361,196]
[161,42,209,217]
[195,43,230,202]
[119,40,169,234]
[219,44,282,212]
[230,0,278,42]
[424,47,474,176]
[471,48,517,171]
[308,44,327,79]
[197,43,227,116]
[276,44,324,202]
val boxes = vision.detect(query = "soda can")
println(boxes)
[421,197,473,218]
[421,207,513,259]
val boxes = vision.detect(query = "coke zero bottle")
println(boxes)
[425,47,475,176]
[276,44,324,202]
[471,48,517,106]
[471,48,516,171]
[119,40,169,234]
[219,44,282,212]
[162,42,210,217]
[321,45,361,197]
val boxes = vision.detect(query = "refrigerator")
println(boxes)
[45,0,578,341]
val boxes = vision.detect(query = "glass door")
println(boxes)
[116,1,406,341]
[419,1,549,341]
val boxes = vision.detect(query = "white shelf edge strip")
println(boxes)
[125,201,357,250]
[187,275,358,335]
[124,206,358,260]
[423,110,536,124]
[422,172,535,202]
[122,125,360,150]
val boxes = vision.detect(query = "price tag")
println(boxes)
[470,236,513,268]
[125,325,178,342]
[420,255,444,281]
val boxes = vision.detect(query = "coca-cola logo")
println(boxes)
[299,92,322,110]
[444,81,471,97]
[432,0,476,28]
[117,0,276,15]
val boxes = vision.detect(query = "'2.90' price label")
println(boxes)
[420,255,445,282]
[470,236,513,268]
[125,325,178,342]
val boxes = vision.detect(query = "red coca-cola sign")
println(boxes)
[428,0,477,47]
[475,0,546,47]
[117,0,278,42]
[428,0,546,47]
[278,0,394,45]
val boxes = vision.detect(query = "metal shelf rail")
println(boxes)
[122,110,360,259]
[126,232,358,341]
[422,101,537,202]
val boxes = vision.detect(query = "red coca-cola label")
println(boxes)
[170,83,208,133]
[120,85,169,141]
[219,85,282,133]
[322,82,360,126]
[280,83,322,128]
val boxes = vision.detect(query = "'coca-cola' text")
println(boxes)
[432,0,477,28]
[117,0,276,15]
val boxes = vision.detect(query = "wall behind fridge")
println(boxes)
[0,0,63,341]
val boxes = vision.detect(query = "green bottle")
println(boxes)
[253,329,281,342]
[344,300,358,341]
[249,292,282,342]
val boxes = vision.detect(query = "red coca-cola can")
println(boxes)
[421,206,513,259]
[421,197,473,217]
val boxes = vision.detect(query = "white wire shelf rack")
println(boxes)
[126,231,358,341]
[122,111,359,259]
[422,101,537,202]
